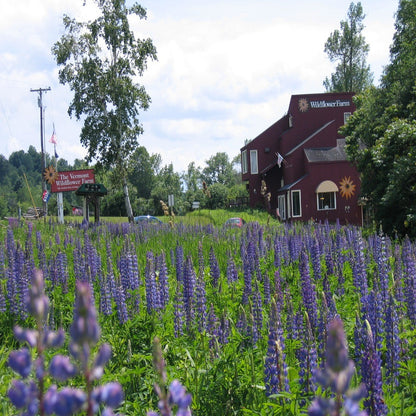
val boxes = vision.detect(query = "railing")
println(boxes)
[227,197,249,208]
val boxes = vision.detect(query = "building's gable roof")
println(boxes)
[277,174,308,192]
[304,139,347,163]
[284,120,335,157]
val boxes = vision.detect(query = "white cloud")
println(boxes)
[0,0,397,173]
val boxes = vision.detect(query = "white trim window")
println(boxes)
[344,112,352,124]
[278,195,286,220]
[317,192,336,210]
[250,150,258,174]
[316,180,338,210]
[291,190,301,217]
[241,150,248,174]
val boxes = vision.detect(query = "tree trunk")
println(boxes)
[123,177,134,223]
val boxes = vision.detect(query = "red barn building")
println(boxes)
[240,92,363,226]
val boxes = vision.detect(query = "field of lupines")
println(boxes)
[0,216,416,415]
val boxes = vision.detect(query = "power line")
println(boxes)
[31,87,51,216]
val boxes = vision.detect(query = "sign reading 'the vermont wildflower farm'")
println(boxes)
[50,169,95,193]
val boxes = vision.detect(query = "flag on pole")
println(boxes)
[49,125,57,144]
[54,148,59,159]
[42,190,51,203]
[277,152,284,168]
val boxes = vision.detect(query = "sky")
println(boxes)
[0,0,399,173]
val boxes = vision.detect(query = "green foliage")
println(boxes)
[323,2,373,92]
[342,0,416,237]
[202,152,238,187]
[52,1,157,170]
[52,0,157,222]
[128,146,161,200]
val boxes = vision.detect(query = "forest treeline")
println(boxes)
[0,145,247,218]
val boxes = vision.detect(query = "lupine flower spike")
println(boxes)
[148,337,192,416]
[308,316,367,416]
[7,270,124,416]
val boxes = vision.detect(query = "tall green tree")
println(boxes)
[52,0,157,222]
[202,152,236,187]
[342,0,416,237]
[324,2,373,92]
[127,146,161,199]
[151,163,183,214]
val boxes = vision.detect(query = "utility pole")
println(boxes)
[31,87,51,217]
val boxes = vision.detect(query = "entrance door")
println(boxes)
[277,195,286,220]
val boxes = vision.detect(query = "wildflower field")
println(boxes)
[0,216,416,415]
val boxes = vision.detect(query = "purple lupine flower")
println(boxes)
[308,317,367,416]
[264,298,289,396]
[316,293,335,364]
[297,313,318,396]
[145,251,159,313]
[263,272,270,305]
[105,244,118,302]
[7,260,19,316]
[324,236,335,276]
[174,288,184,338]
[0,242,6,282]
[149,337,192,416]
[372,233,390,303]
[385,294,400,386]
[8,379,38,413]
[183,256,196,332]
[93,382,124,408]
[300,249,318,334]
[273,234,282,268]
[169,379,192,410]
[8,348,32,378]
[273,268,284,314]
[157,252,169,309]
[207,303,219,351]
[226,256,238,283]
[15,247,30,320]
[99,273,113,316]
[288,232,302,263]
[52,387,86,416]
[401,237,416,324]
[114,282,129,324]
[49,355,77,381]
[241,241,256,305]
[236,306,249,339]
[175,244,184,284]
[217,314,230,346]
[56,251,69,294]
[28,269,50,324]
[352,235,369,298]
[24,234,36,287]
[209,246,220,288]
[195,274,207,332]
[197,241,204,279]
[361,321,388,416]
[70,282,100,348]
[43,327,65,349]
[252,281,263,344]
[361,291,384,351]
[68,282,121,413]
[0,282,6,313]
[392,243,405,304]
[310,235,322,280]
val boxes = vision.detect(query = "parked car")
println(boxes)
[224,217,246,228]
[134,215,162,224]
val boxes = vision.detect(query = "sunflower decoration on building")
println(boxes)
[298,97,309,112]
[339,176,356,199]
[43,165,59,184]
